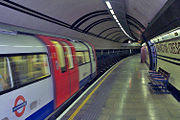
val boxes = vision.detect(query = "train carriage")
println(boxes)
[70,41,92,87]
[0,30,97,120]
[0,33,54,120]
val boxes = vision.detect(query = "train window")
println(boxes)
[51,41,66,72]
[0,57,11,92]
[62,42,74,69]
[87,44,95,61]
[76,52,85,65]
[9,54,50,86]
[84,52,90,63]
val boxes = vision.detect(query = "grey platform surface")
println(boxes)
[61,54,180,120]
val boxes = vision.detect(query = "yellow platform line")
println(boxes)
[68,58,128,120]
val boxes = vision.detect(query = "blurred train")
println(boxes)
[0,31,97,120]
[0,29,139,120]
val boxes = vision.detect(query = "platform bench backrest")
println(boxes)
[158,67,170,80]
[162,70,170,80]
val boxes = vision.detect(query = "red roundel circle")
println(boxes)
[14,95,26,117]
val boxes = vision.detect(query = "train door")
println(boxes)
[61,41,79,96]
[37,36,70,108]
[50,40,71,107]
[38,35,79,108]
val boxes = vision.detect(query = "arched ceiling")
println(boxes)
[0,0,170,43]
[125,0,168,27]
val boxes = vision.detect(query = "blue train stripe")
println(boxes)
[80,75,91,88]
[26,100,54,120]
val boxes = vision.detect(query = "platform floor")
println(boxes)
[59,54,180,120]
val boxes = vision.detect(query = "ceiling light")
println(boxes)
[116,19,119,23]
[118,23,121,27]
[110,9,115,15]
[105,1,135,41]
[106,1,112,9]
[120,26,135,40]
[113,15,117,20]
[105,1,112,9]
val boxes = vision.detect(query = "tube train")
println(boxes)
[0,31,97,120]
[0,28,139,120]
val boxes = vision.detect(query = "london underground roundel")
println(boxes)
[13,95,27,117]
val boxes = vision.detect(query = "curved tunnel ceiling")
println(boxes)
[0,0,169,43]
[125,0,168,27]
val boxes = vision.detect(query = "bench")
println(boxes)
[148,67,170,94]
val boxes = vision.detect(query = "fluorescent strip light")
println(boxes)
[116,22,134,40]
[110,9,115,15]
[105,0,135,41]
[113,15,117,20]
[120,26,135,40]
[118,23,122,29]
[105,1,112,9]
[116,19,119,23]
[0,45,8,46]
